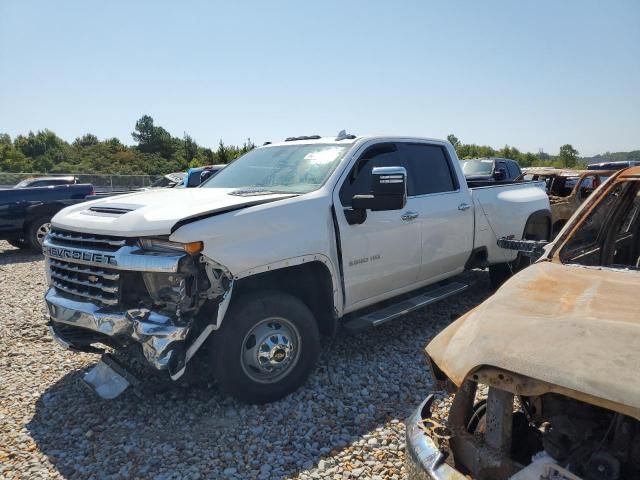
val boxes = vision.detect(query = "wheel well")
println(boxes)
[234,261,337,336]
[523,210,551,241]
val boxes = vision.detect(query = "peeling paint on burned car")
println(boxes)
[407,166,640,479]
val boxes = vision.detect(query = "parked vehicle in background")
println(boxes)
[460,157,522,185]
[587,160,640,171]
[0,184,95,250]
[12,176,78,188]
[519,168,614,236]
[43,134,549,403]
[150,172,186,189]
[184,164,226,187]
[406,166,640,480]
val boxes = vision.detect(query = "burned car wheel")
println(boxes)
[208,290,320,404]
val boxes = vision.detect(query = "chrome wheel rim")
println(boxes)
[240,317,301,384]
[36,222,51,246]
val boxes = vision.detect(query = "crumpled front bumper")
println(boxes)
[405,395,467,480]
[45,287,189,372]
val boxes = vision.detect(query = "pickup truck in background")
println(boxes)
[184,164,226,187]
[0,184,95,250]
[12,175,78,188]
[460,157,522,185]
[43,134,550,403]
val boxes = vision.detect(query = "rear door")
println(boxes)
[396,142,475,281]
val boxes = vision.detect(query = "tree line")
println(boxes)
[0,115,255,175]
[446,134,581,168]
[0,116,635,175]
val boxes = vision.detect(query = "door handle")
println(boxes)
[458,203,471,211]
[401,211,419,221]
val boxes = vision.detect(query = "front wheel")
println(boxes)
[207,291,320,404]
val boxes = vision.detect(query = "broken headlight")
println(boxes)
[142,272,191,308]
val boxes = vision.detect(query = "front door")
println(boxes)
[334,142,422,311]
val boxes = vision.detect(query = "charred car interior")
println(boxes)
[407,168,640,480]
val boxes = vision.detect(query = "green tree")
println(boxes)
[73,133,99,147]
[447,134,460,149]
[559,144,579,168]
[183,133,198,163]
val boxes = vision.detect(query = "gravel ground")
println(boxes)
[0,240,493,480]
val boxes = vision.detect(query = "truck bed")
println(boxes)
[469,180,548,264]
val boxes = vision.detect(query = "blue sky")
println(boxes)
[1,0,638,156]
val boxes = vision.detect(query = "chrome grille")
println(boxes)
[50,259,121,305]
[47,228,125,306]
[48,228,127,251]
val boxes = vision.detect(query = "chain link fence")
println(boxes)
[0,172,164,192]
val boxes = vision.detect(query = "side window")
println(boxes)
[507,161,521,179]
[560,183,627,264]
[399,143,457,195]
[339,143,407,206]
[578,176,596,201]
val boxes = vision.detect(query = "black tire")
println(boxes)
[7,238,28,249]
[207,290,320,404]
[25,216,52,251]
[489,262,514,289]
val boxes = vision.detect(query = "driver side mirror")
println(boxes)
[345,166,407,225]
[494,168,507,181]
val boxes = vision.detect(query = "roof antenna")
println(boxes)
[336,130,356,141]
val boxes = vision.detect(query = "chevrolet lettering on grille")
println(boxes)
[46,246,116,265]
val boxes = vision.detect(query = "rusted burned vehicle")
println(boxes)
[520,168,614,236]
[406,167,640,479]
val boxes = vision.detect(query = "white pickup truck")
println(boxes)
[44,134,550,402]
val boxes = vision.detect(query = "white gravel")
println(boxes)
[0,240,493,479]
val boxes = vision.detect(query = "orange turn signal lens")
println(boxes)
[184,241,204,255]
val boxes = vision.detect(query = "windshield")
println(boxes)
[202,144,348,194]
[460,159,494,176]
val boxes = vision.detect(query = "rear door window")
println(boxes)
[398,143,457,195]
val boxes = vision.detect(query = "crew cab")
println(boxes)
[43,134,550,403]
[0,183,95,250]
[406,167,640,480]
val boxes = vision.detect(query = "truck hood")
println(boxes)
[427,261,640,418]
[51,188,295,237]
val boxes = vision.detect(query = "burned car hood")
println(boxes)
[427,261,640,417]
[51,188,295,237]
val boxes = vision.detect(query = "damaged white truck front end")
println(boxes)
[44,230,234,397]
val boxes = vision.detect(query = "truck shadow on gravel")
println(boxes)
[26,270,493,479]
